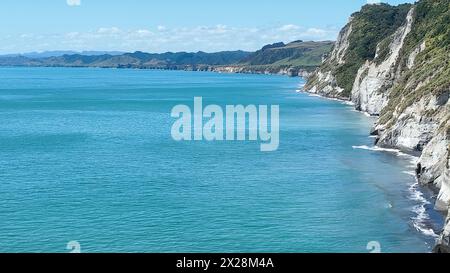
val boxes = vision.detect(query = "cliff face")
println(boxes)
[302,24,353,98]
[305,3,412,100]
[305,0,450,251]
[205,65,313,77]
[351,8,414,115]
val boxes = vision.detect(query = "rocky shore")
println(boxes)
[191,65,312,77]
[304,1,449,252]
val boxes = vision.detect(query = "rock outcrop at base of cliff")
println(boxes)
[303,23,352,99]
[304,0,450,250]
[208,65,313,77]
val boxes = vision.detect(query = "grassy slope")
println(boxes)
[306,3,412,97]
[338,3,412,97]
[0,42,333,72]
[379,0,450,127]
[0,51,253,68]
[238,41,333,71]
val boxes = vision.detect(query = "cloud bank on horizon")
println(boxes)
[67,0,81,6]
[0,0,414,54]
[0,24,338,54]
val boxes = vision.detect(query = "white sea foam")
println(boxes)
[352,145,400,154]
[352,145,419,162]
[350,109,372,118]
[328,97,344,102]
[353,144,437,237]
[302,92,356,108]
[409,183,439,238]
[306,88,437,239]
[403,170,416,176]
[353,145,419,173]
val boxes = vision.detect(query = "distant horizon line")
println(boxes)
[0,39,335,57]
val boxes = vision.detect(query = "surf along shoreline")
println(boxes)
[297,80,445,248]
[2,65,443,250]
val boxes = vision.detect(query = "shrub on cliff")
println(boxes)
[335,3,412,96]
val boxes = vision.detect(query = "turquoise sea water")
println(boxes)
[0,67,442,253]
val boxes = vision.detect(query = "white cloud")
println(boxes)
[67,0,81,6]
[157,25,167,31]
[367,0,382,4]
[97,27,121,35]
[135,29,153,37]
[279,24,301,32]
[1,24,339,54]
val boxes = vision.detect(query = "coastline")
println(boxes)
[2,66,434,252]
[1,64,443,250]
[298,84,444,244]
[0,63,313,78]
[301,0,450,252]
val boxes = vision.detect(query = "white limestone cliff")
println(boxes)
[304,4,449,251]
[303,22,353,98]
[351,9,415,115]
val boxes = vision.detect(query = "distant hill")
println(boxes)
[240,40,333,68]
[0,41,334,76]
[0,50,252,69]
[209,40,334,76]
[0,51,125,59]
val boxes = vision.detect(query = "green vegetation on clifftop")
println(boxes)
[307,3,412,97]
[379,0,450,126]
[240,40,333,71]
[338,3,411,96]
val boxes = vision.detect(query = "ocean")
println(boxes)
[0,67,443,253]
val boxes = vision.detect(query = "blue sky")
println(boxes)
[0,0,414,54]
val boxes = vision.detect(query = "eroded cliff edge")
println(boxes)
[304,0,450,251]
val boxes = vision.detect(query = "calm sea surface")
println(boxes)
[0,67,441,253]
